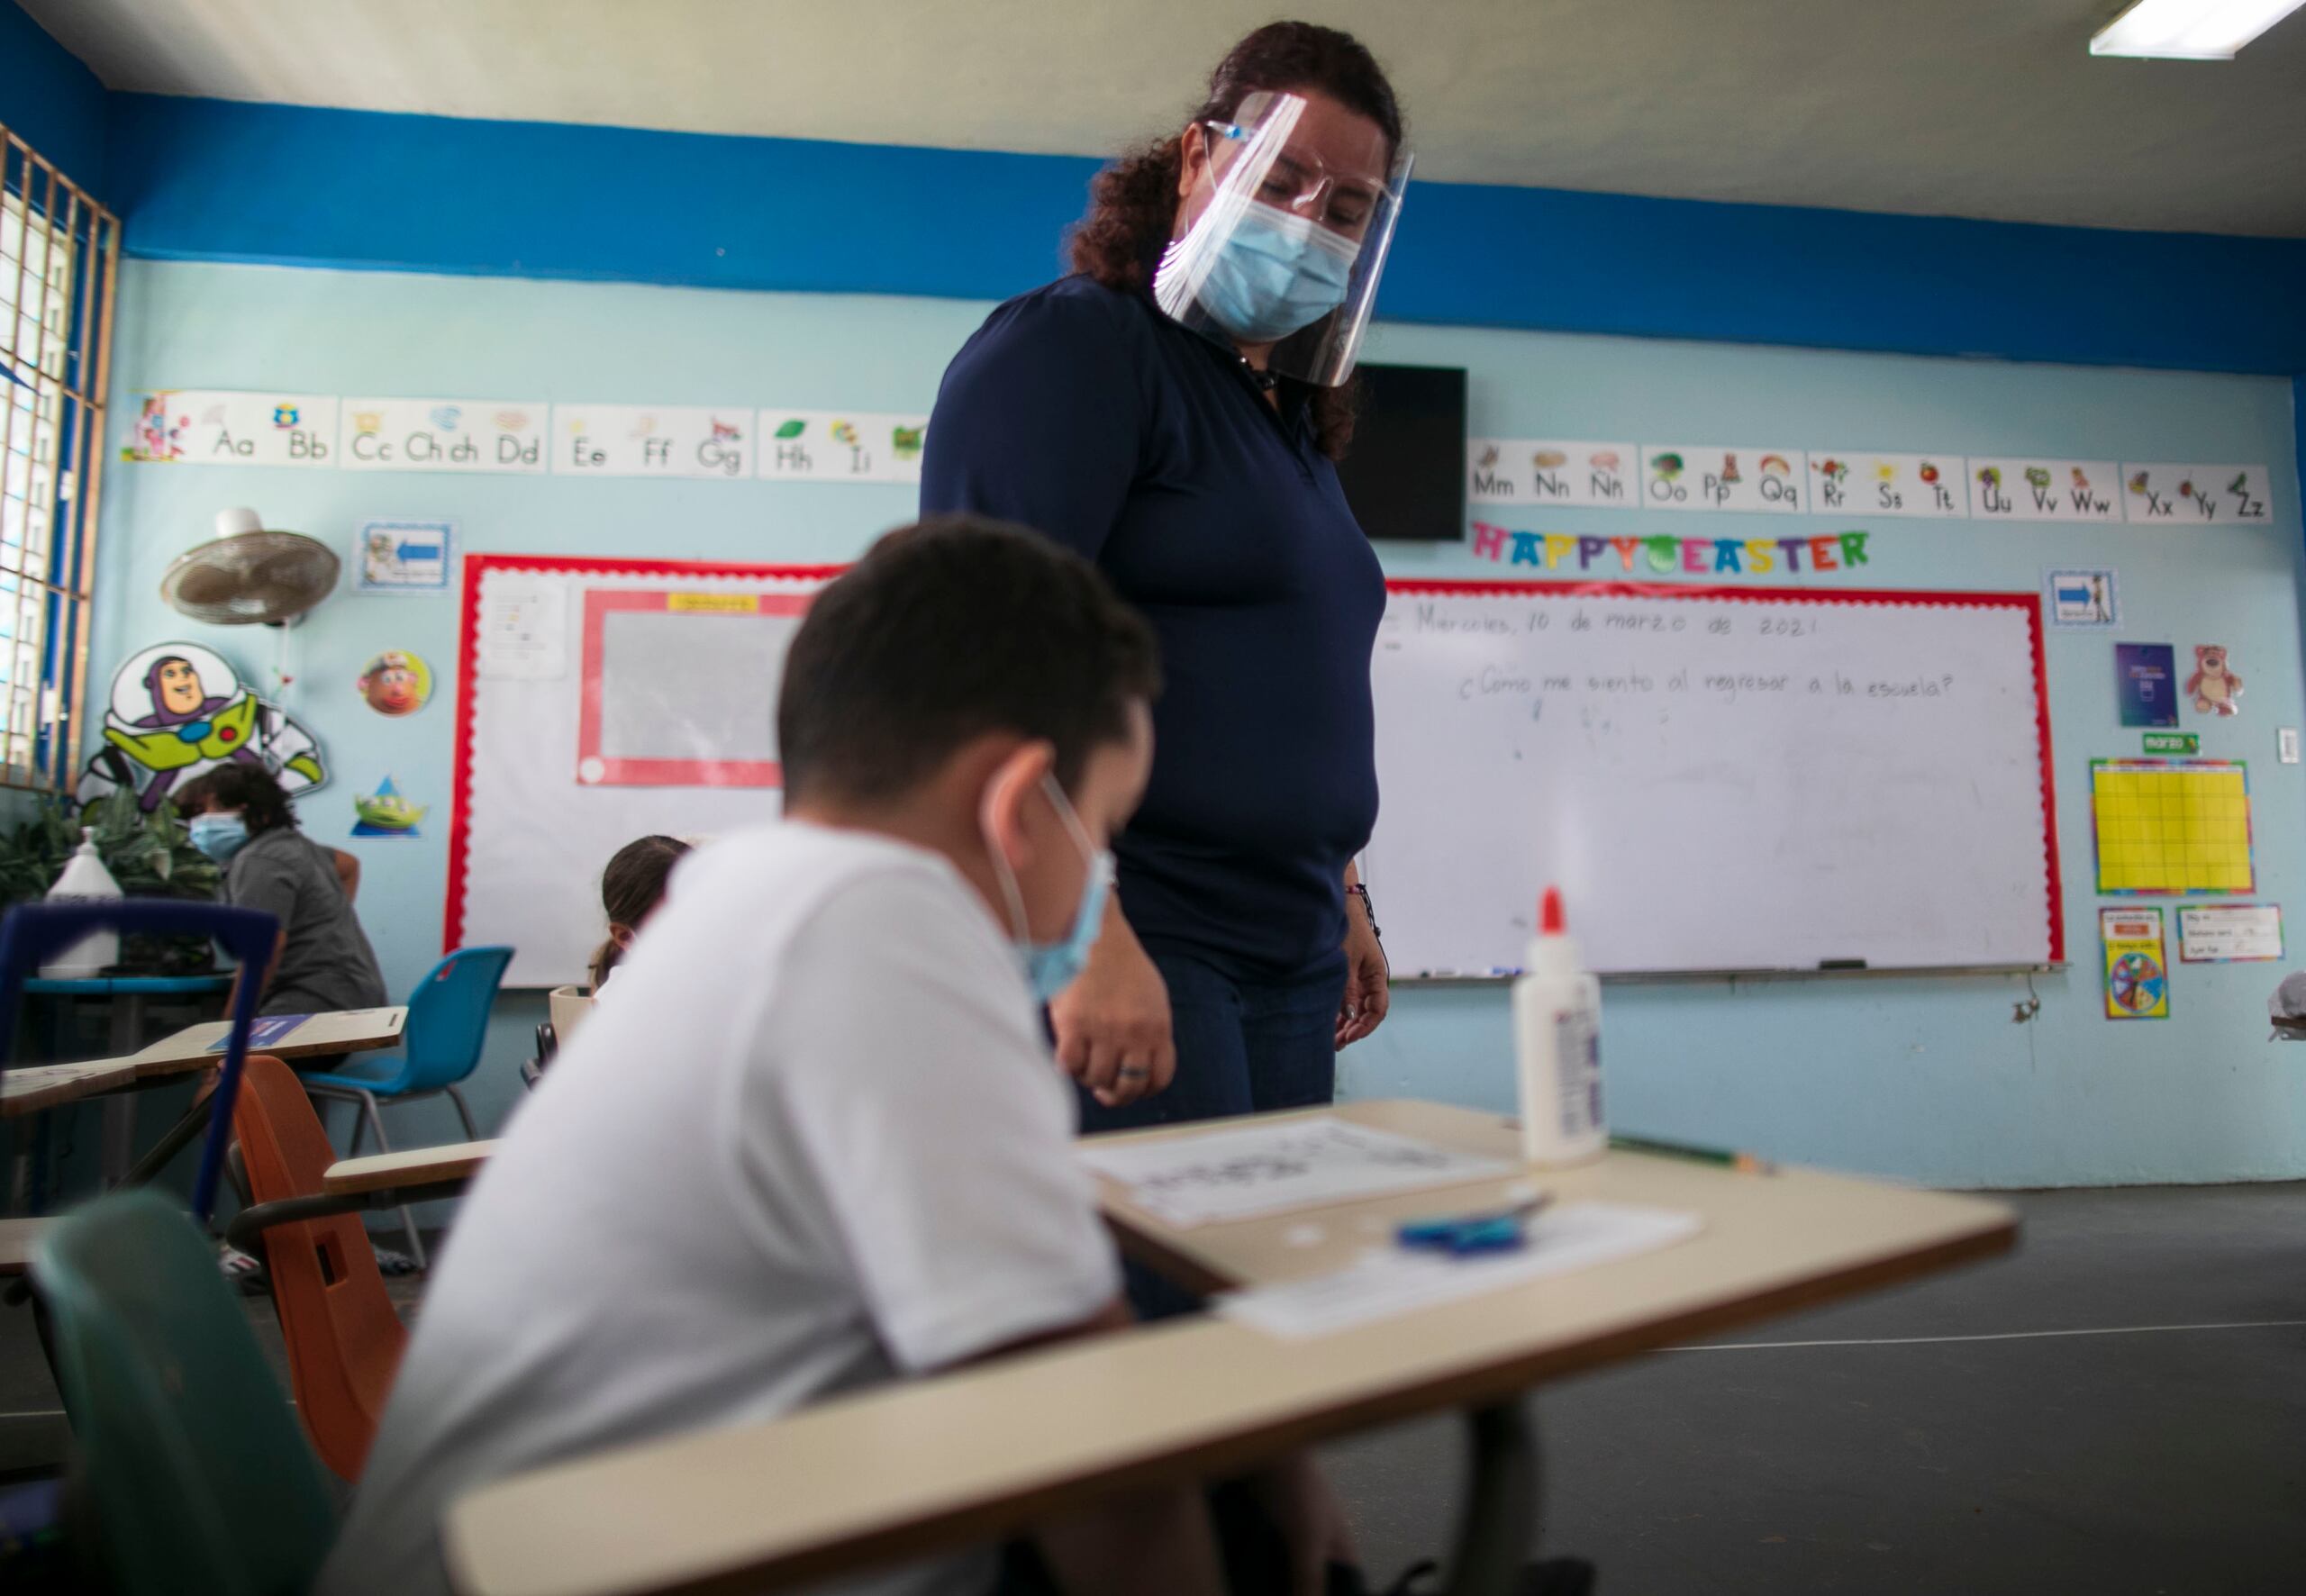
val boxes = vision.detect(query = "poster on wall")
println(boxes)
[551,404,754,480]
[1466,440,1638,507]
[77,642,328,810]
[123,390,340,468]
[1639,445,1807,513]
[2175,904,2283,964]
[356,519,457,594]
[1968,458,2121,522]
[1806,452,1965,519]
[2114,643,2179,728]
[2045,568,2119,629]
[341,399,547,474]
[2100,908,2170,1020]
[755,412,926,484]
[2120,464,2272,525]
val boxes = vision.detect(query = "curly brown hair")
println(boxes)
[1066,21,1403,461]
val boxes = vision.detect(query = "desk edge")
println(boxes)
[448,1212,2013,1596]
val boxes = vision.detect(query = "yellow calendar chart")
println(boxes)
[2092,759,2254,895]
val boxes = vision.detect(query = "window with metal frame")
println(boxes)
[1,122,119,796]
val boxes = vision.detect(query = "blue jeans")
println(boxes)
[1077,941,1347,1319]
[1075,940,1348,1135]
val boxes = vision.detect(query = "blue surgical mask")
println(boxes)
[988,774,1113,1003]
[188,811,250,864]
[1192,201,1359,345]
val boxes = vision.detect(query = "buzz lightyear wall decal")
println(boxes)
[77,641,327,811]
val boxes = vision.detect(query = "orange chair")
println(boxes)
[231,1052,408,1481]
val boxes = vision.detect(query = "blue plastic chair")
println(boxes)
[32,1189,337,1595]
[0,900,279,1223]
[298,944,512,1266]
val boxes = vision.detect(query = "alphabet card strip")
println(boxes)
[2119,463,2272,526]
[1967,458,2121,522]
[551,404,755,480]
[1806,452,1967,519]
[755,411,926,485]
[1640,445,1809,514]
[340,398,547,474]
[123,390,340,467]
[1466,440,1638,508]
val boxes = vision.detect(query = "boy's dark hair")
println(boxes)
[591,834,692,990]
[174,763,296,834]
[778,516,1161,806]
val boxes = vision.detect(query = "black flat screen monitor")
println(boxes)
[1334,362,1467,542]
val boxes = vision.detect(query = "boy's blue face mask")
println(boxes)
[988,774,1112,1004]
[188,811,250,864]
[1193,201,1360,346]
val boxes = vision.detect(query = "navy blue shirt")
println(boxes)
[922,276,1386,975]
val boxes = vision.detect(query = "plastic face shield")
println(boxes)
[1152,91,1412,387]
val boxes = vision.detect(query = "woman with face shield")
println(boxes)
[922,22,1410,1147]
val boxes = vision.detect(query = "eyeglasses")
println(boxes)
[1203,120,1389,236]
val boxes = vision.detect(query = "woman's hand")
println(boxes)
[1050,902,1176,1108]
[1336,891,1389,1048]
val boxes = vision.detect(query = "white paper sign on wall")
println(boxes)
[550,404,756,480]
[2118,463,2272,526]
[1967,458,2122,522]
[340,398,547,474]
[1807,451,1967,519]
[755,411,926,485]
[1640,445,1809,514]
[123,390,340,468]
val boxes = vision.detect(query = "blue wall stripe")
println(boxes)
[101,93,2306,377]
[1,1,109,191]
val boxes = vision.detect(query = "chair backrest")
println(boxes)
[0,900,279,1221]
[232,1053,409,1482]
[547,984,593,1047]
[32,1190,337,1596]
[400,945,514,1091]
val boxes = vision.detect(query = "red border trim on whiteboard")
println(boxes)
[446,554,848,955]
[576,588,813,789]
[1383,577,2065,965]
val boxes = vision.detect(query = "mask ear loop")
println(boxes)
[1039,773,1099,863]
[980,772,1034,944]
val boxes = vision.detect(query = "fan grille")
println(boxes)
[160,532,341,625]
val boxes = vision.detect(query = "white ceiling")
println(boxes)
[24,0,2306,237]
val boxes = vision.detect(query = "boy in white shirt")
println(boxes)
[321,518,1353,1596]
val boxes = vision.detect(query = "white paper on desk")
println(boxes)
[1216,1202,1702,1340]
[1077,1115,1515,1228]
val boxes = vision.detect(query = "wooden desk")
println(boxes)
[446,1100,2013,1596]
[227,1138,501,1257]
[324,1139,498,1197]
[1,1056,140,1119]
[128,1006,407,1078]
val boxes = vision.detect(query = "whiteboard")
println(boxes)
[1363,581,2061,975]
[450,557,838,985]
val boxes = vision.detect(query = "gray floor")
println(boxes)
[1324,1182,2306,1593]
[5,1183,2302,1592]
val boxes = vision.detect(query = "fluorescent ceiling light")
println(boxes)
[2091,0,2306,58]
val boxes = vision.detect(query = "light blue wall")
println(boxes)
[96,259,2304,1186]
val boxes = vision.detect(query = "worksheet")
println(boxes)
[1077,1116,1516,1228]
[1218,1202,1703,1339]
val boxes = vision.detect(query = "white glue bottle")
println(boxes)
[1512,886,1606,1165]
[41,828,122,979]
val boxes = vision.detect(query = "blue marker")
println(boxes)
[1397,1194,1551,1256]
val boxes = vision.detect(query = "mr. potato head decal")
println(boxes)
[357,650,433,718]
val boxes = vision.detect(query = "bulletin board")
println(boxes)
[449,555,840,985]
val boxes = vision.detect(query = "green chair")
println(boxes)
[32,1190,336,1596]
